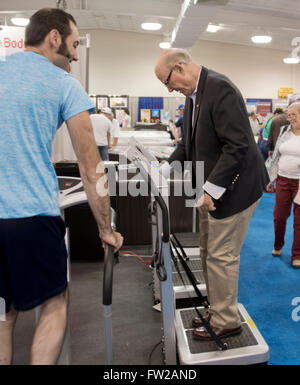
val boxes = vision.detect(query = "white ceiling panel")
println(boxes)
[0,0,299,53]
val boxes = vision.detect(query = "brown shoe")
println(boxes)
[292,259,300,268]
[193,325,242,341]
[272,248,282,256]
[192,312,211,328]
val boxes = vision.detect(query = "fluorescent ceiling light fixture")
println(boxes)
[11,16,30,26]
[159,32,171,49]
[141,22,162,31]
[283,57,299,64]
[251,35,272,44]
[206,24,220,33]
[159,41,171,49]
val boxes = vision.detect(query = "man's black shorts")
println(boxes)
[0,215,68,313]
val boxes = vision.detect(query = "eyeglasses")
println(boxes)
[163,67,174,87]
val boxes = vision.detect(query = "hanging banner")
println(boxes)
[246,98,272,117]
[257,101,272,116]
[0,26,25,60]
[278,88,294,99]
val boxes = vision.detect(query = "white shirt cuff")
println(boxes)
[203,181,226,200]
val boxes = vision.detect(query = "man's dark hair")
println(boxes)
[25,8,76,47]
[273,108,284,115]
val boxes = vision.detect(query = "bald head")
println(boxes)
[155,49,192,78]
[155,48,200,96]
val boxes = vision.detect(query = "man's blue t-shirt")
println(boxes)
[0,52,94,218]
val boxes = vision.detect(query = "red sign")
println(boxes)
[0,26,25,58]
[0,37,24,49]
[257,102,272,117]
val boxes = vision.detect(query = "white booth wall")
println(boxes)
[83,28,300,99]
[53,28,300,161]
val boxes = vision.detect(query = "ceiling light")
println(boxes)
[283,57,299,64]
[141,22,162,31]
[206,24,220,33]
[11,16,30,27]
[251,35,272,44]
[159,32,171,49]
[159,41,171,49]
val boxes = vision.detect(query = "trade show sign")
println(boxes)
[0,26,25,60]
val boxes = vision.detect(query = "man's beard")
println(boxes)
[56,40,71,61]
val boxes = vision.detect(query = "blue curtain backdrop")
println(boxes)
[138,97,163,121]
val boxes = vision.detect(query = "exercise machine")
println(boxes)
[125,137,270,365]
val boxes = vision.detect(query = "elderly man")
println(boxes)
[155,49,268,340]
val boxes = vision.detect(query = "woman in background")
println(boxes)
[266,102,300,268]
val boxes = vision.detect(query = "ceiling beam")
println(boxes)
[171,0,229,49]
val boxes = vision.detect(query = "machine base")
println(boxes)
[172,258,207,299]
[175,303,269,365]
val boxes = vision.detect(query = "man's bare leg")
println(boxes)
[30,289,69,365]
[0,306,18,365]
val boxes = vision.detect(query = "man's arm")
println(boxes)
[208,84,249,188]
[196,83,248,210]
[66,111,123,251]
[110,137,118,150]
[110,120,120,150]
[107,131,111,148]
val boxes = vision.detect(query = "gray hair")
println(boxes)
[164,49,192,69]
[288,102,300,112]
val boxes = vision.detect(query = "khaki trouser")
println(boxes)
[199,199,260,329]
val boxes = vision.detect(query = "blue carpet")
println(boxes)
[239,192,300,365]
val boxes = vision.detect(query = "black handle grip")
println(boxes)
[103,245,115,306]
[147,178,169,243]
[154,193,170,243]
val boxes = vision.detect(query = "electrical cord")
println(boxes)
[148,340,163,365]
[119,250,152,264]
